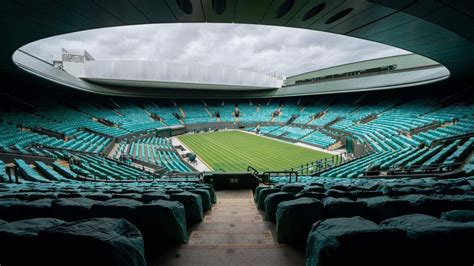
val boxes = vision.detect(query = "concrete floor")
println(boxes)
[152,189,305,266]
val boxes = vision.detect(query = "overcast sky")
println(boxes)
[22,23,409,77]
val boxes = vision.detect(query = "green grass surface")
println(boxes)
[178,130,332,172]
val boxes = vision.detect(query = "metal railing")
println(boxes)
[431,132,474,147]
[261,170,298,185]
[247,165,259,175]
[363,161,466,177]
[158,171,202,183]
[286,152,347,176]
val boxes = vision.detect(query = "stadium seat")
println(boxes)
[39,218,146,266]
[358,196,417,223]
[170,192,203,224]
[380,214,474,265]
[257,188,281,210]
[323,197,368,218]
[306,216,407,266]
[264,192,295,222]
[441,209,474,222]
[91,198,142,219]
[132,199,188,246]
[51,198,98,221]
[275,197,324,244]
[0,218,66,265]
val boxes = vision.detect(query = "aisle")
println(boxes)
[156,189,305,266]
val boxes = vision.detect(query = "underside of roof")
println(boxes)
[1,0,473,97]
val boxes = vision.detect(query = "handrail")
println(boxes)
[262,170,299,185]
[386,161,465,174]
[362,161,466,178]
[247,165,259,175]
[430,132,474,147]
[286,152,348,176]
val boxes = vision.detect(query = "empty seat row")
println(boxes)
[0,182,216,254]
[254,175,474,245]
[306,214,474,266]
[0,217,146,266]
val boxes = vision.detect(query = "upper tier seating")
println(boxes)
[237,103,258,122]
[243,101,278,122]
[310,103,355,126]
[181,103,216,124]
[206,101,236,122]
[293,97,331,124]
[273,100,301,123]
[142,101,182,126]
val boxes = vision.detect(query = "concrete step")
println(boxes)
[214,202,256,208]
[189,230,274,246]
[209,209,260,216]
[204,214,263,224]
[150,189,305,266]
[216,199,254,204]
[191,222,273,233]
[214,204,255,208]
[57,160,69,167]
[215,189,253,199]
[152,245,305,266]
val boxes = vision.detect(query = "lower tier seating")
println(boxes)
[255,175,474,241]
[0,217,146,266]
[254,175,474,265]
[0,181,216,259]
[306,214,474,266]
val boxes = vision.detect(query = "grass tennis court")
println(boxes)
[178,130,332,172]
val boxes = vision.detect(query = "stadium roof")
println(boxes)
[57,49,284,91]
[2,0,473,97]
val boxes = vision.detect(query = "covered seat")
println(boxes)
[399,194,458,217]
[51,198,99,221]
[91,198,142,220]
[276,197,324,244]
[307,216,406,266]
[441,209,474,222]
[39,218,146,266]
[257,188,280,210]
[323,197,368,218]
[170,192,203,224]
[381,214,474,265]
[3,199,53,221]
[358,196,416,223]
[280,183,305,194]
[188,189,212,212]
[264,192,295,222]
[0,218,66,265]
[132,200,188,247]
[141,191,170,203]
[295,191,325,200]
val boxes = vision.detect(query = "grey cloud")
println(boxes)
[22,23,409,77]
